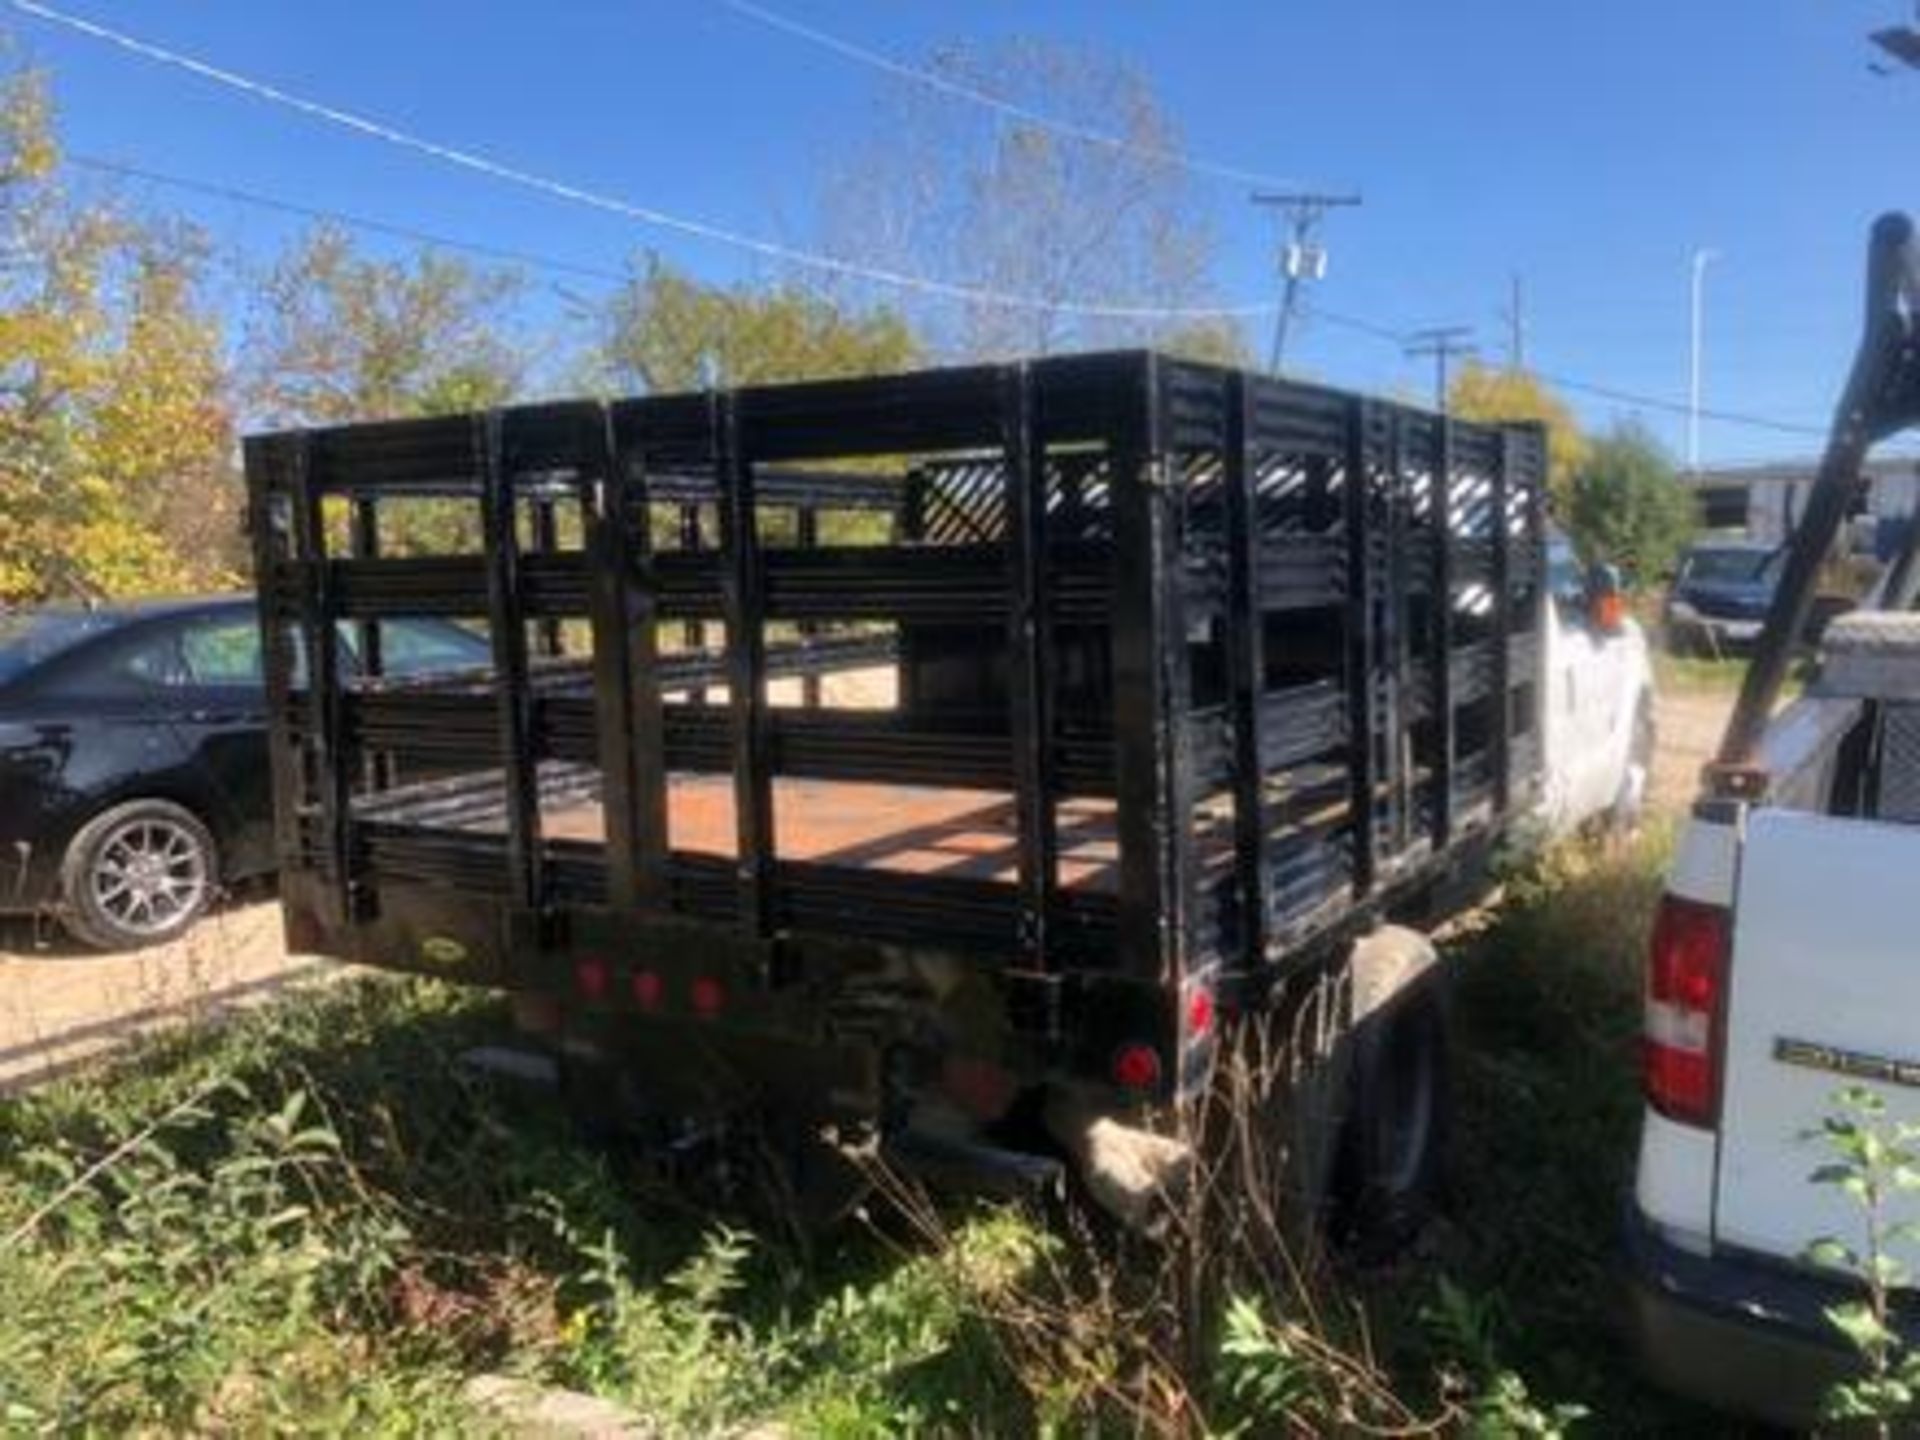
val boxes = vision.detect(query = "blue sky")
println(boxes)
[10,0,1915,464]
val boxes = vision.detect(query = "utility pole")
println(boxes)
[1250,191,1362,375]
[1501,272,1528,371]
[1688,248,1720,473]
[1404,326,1477,412]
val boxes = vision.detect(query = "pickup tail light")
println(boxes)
[1644,895,1730,1128]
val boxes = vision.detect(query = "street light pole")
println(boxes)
[1689,248,1720,473]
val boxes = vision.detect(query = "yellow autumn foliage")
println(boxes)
[1447,361,1590,517]
[0,67,236,604]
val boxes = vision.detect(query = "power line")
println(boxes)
[1306,305,1827,438]
[19,0,1830,446]
[68,153,631,285]
[1535,369,1825,438]
[66,132,1836,444]
[7,0,1278,322]
[66,152,1845,447]
[716,0,1299,191]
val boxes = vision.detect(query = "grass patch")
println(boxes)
[0,833,1752,1433]
[1654,647,1815,704]
[1357,827,1740,1435]
[1653,650,1750,694]
[0,977,1046,1433]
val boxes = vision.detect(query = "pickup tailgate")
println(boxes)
[1715,809,1920,1272]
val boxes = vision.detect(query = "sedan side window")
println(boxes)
[113,628,192,689]
[179,618,263,687]
[377,618,489,678]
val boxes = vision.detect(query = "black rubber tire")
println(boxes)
[59,798,218,952]
[1336,981,1451,1256]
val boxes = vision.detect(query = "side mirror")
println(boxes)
[1587,562,1626,635]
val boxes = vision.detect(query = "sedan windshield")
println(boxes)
[1683,548,1780,586]
[0,610,119,686]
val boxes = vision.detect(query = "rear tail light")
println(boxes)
[690,976,728,1019]
[1644,895,1730,1128]
[573,958,610,1002]
[631,970,663,1012]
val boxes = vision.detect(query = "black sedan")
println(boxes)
[0,596,490,950]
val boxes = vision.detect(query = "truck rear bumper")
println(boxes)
[1623,1202,1867,1428]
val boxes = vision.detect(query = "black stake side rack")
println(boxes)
[246,351,1546,1099]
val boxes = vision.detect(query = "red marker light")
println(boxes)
[574,958,609,1001]
[690,976,727,1019]
[1112,1043,1163,1092]
[1186,986,1216,1041]
[631,970,663,1011]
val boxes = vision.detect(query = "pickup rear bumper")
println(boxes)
[1622,1202,1897,1428]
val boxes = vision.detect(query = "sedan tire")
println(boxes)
[59,798,217,951]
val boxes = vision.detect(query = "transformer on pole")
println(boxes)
[1251,191,1362,375]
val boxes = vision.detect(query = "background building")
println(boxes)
[1687,457,1918,558]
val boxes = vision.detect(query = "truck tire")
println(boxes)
[1271,968,1353,1255]
[1336,978,1450,1255]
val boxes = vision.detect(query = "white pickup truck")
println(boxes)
[1628,212,1920,1427]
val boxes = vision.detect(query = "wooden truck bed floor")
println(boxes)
[533,776,1123,890]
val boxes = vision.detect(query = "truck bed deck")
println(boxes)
[403,774,1127,890]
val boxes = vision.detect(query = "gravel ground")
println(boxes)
[0,898,334,1093]
[1650,684,1736,816]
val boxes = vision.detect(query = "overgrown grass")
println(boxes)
[1359,826,1738,1435]
[0,977,1048,1433]
[0,831,1750,1433]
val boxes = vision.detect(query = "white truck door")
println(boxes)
[1541,596,1628,828]
[1714,808,1920,1277]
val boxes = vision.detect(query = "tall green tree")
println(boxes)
[1447,362,1589,516]
[0,66,235,602]
[1566,421,1695,584]
[595,255,918,394]
[242,225,526,427]
[242,226,530,556]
